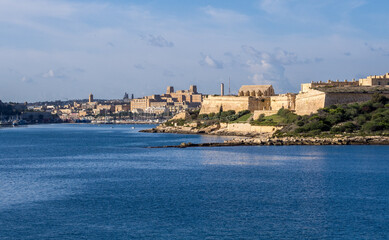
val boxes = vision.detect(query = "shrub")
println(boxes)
[362,121,384,132]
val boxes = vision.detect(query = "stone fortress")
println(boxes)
[200,73,389,117]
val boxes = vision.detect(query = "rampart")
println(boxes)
[199,96,264,114]
[199,73,389,117]
[359,73,389,86]
[220,123,281,134]
[295,89,326,115]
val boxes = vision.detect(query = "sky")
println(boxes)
[1,0,389,102]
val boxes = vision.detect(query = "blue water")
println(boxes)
[0,124,388,239]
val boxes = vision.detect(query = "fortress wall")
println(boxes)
[225,123,281,134]
[295,90,326,115]
[200,96,259,114]
[324,92,389,106]
[270,95,290,110]
[270,94,296,111]
[253,110,279,119]
[301,83,313,93]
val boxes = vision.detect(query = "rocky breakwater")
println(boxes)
[149,136,389,148]
[140,124,219,135]
[140,123,277,137]
[226,136,389,146]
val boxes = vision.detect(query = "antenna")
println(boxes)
[228,77,231,95]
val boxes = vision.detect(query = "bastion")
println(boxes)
[200,73,389,117]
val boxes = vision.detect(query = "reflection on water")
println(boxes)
[0,124,388,239]
[199,147,325,166]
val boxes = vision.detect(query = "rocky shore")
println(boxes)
[140,124,273,138]
[149,136,389,148]
[142,124,389,148]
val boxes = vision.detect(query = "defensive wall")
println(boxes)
[294,90,326,115]
[220,123,281,134]
[199,96,266,115]
[325,92,389,106]
[359,73,389,86]
[199,73,389,118]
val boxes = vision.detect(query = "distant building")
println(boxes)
[359,73,389,86]
[130,85,203,113]
[89,93,94,103]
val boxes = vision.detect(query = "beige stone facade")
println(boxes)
[130,85,203,112]
[200,85,276,115]
[199,96,267,114]
[359,73,389,86]
[270,93,296,111]
[200,73,389,118]
[220,123,281,134]
[295,89,326,115]
[238,85,274,97]
[301,80,359,93]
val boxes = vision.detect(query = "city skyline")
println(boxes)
[1,0,389,102]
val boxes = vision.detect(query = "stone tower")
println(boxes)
[166,86,174,94]
[221,83,224,96]
[89,93,93,103]
[189,85,197,94]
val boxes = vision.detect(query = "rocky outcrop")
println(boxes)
[149,136,389,148]
[170,111,192,121]
[225,136,389,146]
[140,123,274,137]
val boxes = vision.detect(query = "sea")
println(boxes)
[0,124,388,239]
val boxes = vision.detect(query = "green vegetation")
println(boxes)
[197,110,251,123]
[0,101,20,116]
[273,93,389,137]
[251,108,298,126]
[232,113,252,123]
[164,109,252,127]
[164,118,187,127]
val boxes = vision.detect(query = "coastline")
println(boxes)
[140,124,273,138]
[141,125,389,147]
[149,136,389,148]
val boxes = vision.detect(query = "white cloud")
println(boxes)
[42,69,54,78]
[203,6,249,23]
[199,55,223,69]
[21,76,33,83]
[242,45,311,91]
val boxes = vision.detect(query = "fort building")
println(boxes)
[359,73,389,86]
[238,85,275,97]
[200,85,275,115]
[200,73,389,118]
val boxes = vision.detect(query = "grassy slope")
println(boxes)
[253,93,389,137]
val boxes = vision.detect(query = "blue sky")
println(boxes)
[1,0,389,102]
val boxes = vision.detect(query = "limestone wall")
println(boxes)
[359,73,389,86]
[253,110,279,119]
[325,92,389,106]
[301,81,359,93]
[270,94,296,111]
[295,89,326,115]
[223,123,281,134]
[200,96,262,114]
